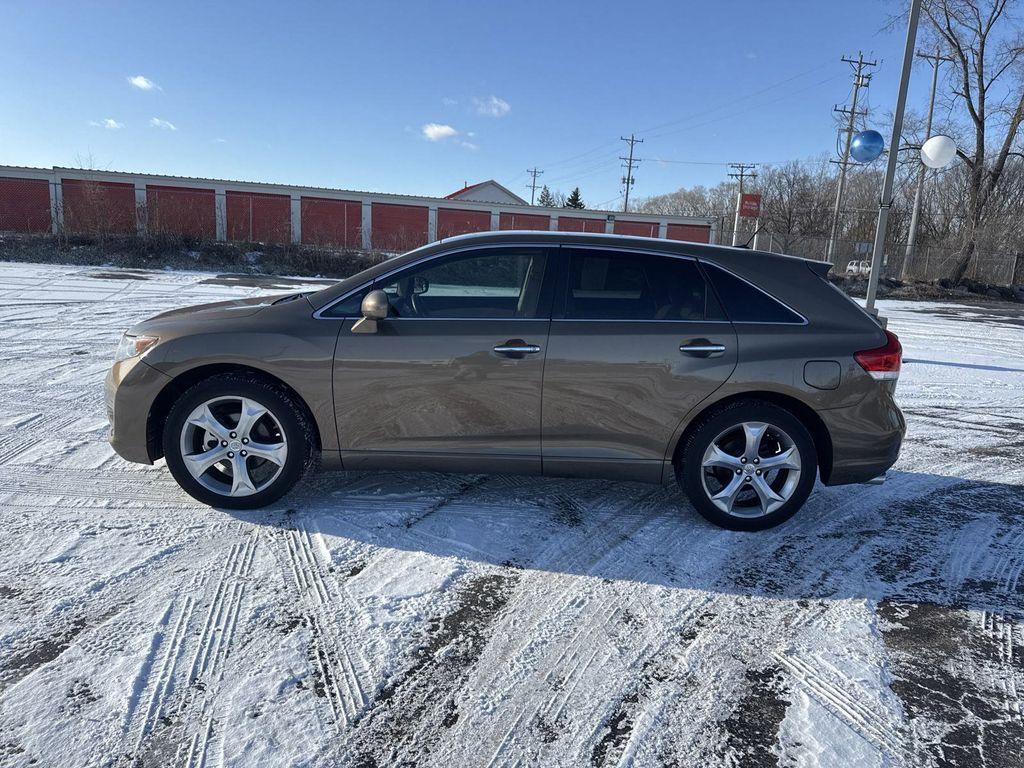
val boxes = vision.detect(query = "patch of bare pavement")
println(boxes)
[0,263,1022,767]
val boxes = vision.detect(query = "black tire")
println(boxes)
[163,373,316,509]
[676,399,817,531]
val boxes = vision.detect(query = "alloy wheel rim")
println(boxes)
[700,421,801,517]
[179,396,287,497]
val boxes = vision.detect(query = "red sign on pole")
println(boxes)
[739,193,762,218]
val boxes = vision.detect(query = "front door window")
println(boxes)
[378,248,548,319]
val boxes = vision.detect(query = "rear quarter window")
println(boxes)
[702,263,804,324]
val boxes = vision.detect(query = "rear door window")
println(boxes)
[702,263,804,324]
[562,249,719,321]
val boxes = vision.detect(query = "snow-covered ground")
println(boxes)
[0,261,1022,768]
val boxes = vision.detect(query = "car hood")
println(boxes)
[129,294,282,334]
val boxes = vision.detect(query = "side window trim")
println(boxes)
[699,260,808,326]
[314,243,555,320]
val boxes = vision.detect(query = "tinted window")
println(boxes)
[324,288,369,318]
[378,248,548,318]
[564,249,716,321]
[703,263,804,324]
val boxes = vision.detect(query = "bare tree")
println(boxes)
[923,0,1024,282]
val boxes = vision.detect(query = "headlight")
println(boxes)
[114,333,159,362]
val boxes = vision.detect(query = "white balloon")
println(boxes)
[921,135,957,169]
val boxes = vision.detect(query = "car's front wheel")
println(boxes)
[163,374,315,509]
[677,400,817,531]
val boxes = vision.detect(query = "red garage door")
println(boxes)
[372,203,429,252]
[666,223,711,244]
[437,207,491,239]
[613,220,659,238]
[62,178,136,235]
[557,216,605,233]
[147,185,216,239]
[499,212,551,231]
[226,191,291,244]
[0,177,51,233]
[302,197,362,248]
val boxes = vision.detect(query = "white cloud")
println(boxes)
[89,118,124,130]
[149,117,177,131]
[441,96,458,106]
[127,74,160,91]
[460,141,480,151]
[214,137,227,143]
[422,123,458,141]
[473,95,510,117]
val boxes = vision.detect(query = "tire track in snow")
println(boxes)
[277,522,374,731]
[774,651,907,759]
[127,530,258,768]
[175,531,258,768]
[984,611,1023,724]
[462,495,699,768]
[0,412,82,466]
[325,571,520,767]
[0,467,183,504]
[124,591,199,755]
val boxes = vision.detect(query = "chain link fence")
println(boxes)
[742,231,1021,286]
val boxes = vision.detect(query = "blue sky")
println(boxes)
[1,1,926,207]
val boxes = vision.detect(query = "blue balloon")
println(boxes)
[850,130,885,163]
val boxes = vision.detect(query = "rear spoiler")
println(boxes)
[805,260,832,279]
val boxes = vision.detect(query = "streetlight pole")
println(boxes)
[901,48,953,280]
[865,0,922,315]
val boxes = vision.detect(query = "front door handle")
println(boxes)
[680,340,726,358]
[494,339,542,357]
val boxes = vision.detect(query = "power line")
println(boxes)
[727,163,757,247]
[638,57,837,135]
[637,157,790,166]
[826,52,878,263]
[526,167,544,205]
[620,134,643,212]
[644,72,847,142]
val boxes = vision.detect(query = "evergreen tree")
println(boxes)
[564,187,585,209]
[536,185,555,207]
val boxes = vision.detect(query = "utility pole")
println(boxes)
[526,168,544,205]
[901,47,953,280]
[620,134,643,212]
[866,0,922,314]
[826,52,878,264]
[728,163,757,246]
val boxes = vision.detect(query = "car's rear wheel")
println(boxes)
[163,374,314,509]
[677,400,817,531]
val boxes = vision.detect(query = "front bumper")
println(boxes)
[819,385,905,486]
[106,357,172,464]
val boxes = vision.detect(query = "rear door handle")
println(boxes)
[680,341,726,358]
[494,339,542,357]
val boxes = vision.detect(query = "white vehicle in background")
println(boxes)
[846,259,871,276]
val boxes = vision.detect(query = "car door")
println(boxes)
[541,246,737,481]
[331,246,554,474]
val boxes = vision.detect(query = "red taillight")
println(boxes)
[855,330,902,381]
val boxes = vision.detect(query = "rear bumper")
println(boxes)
[819,386,905,486]
[106,358,172,464]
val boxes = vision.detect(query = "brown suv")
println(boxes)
[105,231,904,530]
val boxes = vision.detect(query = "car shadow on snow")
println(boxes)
[228,468,1024,618]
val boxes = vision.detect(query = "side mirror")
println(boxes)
[351,289,389,333]
[412,276,429,295]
